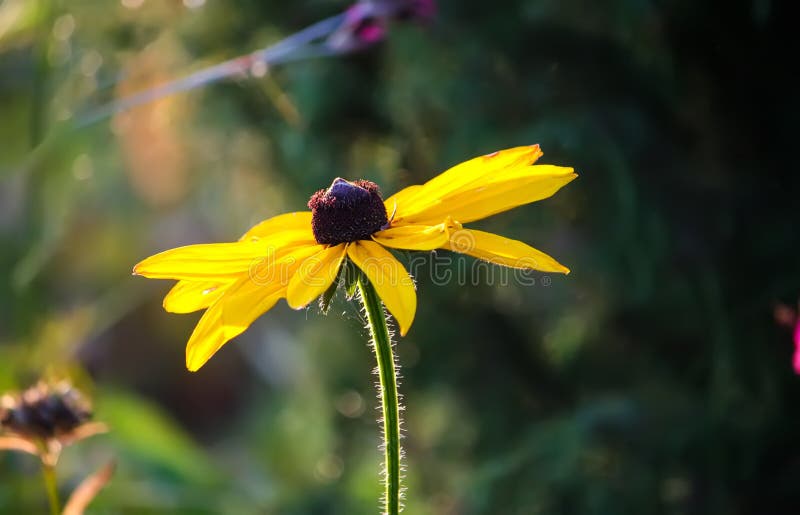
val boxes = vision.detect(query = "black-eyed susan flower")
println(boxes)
[133,145,577,372]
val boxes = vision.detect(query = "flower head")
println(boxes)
[1,381,91,440]
[134,145,577,371]
[327,0,436,52]
[1,381,106,465]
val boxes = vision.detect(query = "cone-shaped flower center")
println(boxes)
[309,178,389,245]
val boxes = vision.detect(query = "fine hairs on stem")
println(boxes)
[357,276,405,515]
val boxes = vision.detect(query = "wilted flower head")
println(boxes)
[1,381,105,465]
[1,382,91,440]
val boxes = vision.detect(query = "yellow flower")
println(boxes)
[133,145,577,371]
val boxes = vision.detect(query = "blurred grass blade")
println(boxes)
[76,13,346,127]
[62,460,116,515]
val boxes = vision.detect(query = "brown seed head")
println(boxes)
[1,381,92,441]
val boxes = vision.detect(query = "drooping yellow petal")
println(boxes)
[133,241,274,280]
[347,240,416,336]
[163,280,231,314]
[387,145,543,220]
[185,244,323,371]
[444,228,570,274]
[134,230,315,281]
[403,165,577,224]
[240,211,313,241]
[184,280,284,372]
[372,224,449,251]
[286,244,347,309]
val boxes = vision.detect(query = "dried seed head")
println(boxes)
[309,178,388,245]
[1,381,92,440]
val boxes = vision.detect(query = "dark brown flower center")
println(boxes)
[309,178,388,245]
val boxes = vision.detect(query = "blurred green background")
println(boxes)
[2,0,799,513]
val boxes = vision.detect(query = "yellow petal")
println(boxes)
[134,230,314,281]
[184,280,284,372]
[133,241,273,280]
[286,244,347,309]
[445,229,570,273]
[163,280,231,314]
[240,211,313,241]
[404,165,577,224]
[382,185,424,217]
[371,224,449,251]
[347,240,417,336]
[185,244,322,371]
[388,145,543,220]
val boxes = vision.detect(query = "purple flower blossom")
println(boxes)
[327,0,437,52]
[793,319,800,374]
[774,301,800,375]
[80,0,437,124]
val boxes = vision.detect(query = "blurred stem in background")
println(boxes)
[358,275,402,515]
[40,460,60,515]
[30,0,53,147]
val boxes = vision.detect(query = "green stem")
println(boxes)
[358,276,401,515]
[41,462,60,515]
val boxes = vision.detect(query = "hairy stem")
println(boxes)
[358,276,401,515]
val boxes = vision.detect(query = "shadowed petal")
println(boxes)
[372,224,449,250]
[240,211,313,241]
[347,240,416,336]
[382,185,423,216]
[444,229,570,274]
[185,282,283,372]
[286,244,347,309]
[185,244,323,371]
